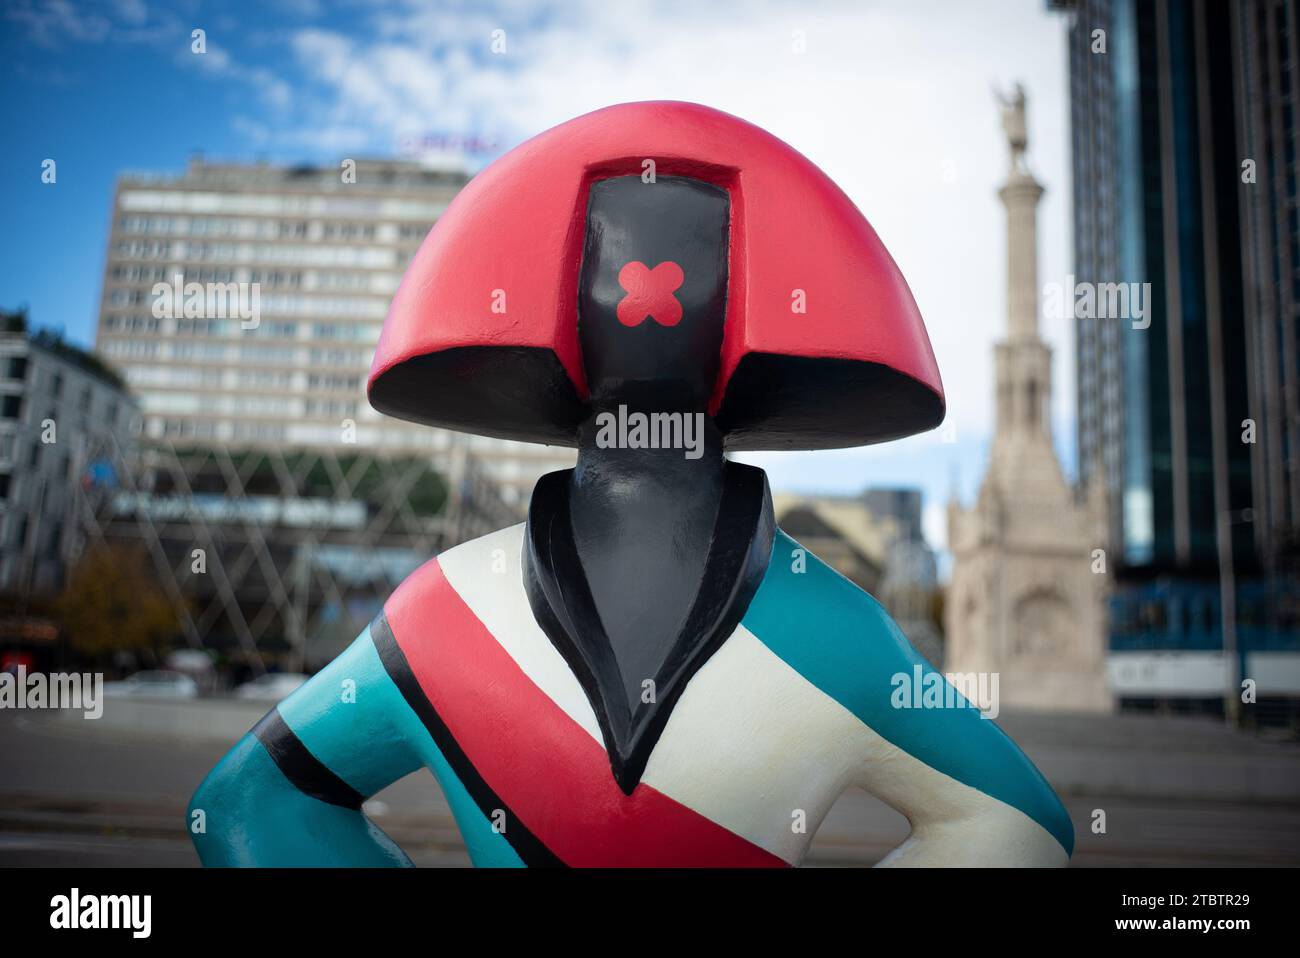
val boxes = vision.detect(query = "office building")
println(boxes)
[861,487,943,668]
[0,309,141,595]
[94,157,574,505]
[1053,0,1300,713]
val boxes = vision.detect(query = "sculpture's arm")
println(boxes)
[844,609,1075,867]
[188,622,423,866]
[742,530,1073,866]
[851,698,1074,867]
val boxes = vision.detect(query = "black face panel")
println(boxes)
[577,175,730,408]
[523,460,775,795]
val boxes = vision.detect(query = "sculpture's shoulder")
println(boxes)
[744,528,926,700]
[383,523,527,644]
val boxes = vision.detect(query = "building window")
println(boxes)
[5,356,27,381]
[44,520,62,556]
[0,473,10,499]
[0,395,20,419]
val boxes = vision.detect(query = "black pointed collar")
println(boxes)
[521,461,774,795]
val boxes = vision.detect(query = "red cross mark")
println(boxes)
[615,260,685,327]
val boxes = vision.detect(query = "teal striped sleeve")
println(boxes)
[188,731,413,866]
[277,623,527,865]
[275,624,424,797]
[188,627,423,866]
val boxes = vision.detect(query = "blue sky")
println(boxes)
[0,0,1081,562]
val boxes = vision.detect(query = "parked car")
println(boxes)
[234,673,309,702]
[103,670,199,699]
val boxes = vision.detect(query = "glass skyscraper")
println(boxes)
[1053,0,1299,713]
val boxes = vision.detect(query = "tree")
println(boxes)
[57,545,180,665]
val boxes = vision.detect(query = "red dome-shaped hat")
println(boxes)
[368,100,944,450]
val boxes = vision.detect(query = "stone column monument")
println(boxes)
[946,85,1112,713]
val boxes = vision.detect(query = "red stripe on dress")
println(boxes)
[384,558,788,868]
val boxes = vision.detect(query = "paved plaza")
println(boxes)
[1,703,1297,867]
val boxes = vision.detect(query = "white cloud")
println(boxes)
[178,37,294,113]
[7,0,184,48]
[113,0,148,25]
[6,0,112,46]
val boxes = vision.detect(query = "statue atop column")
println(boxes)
[997,82,1030,173]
